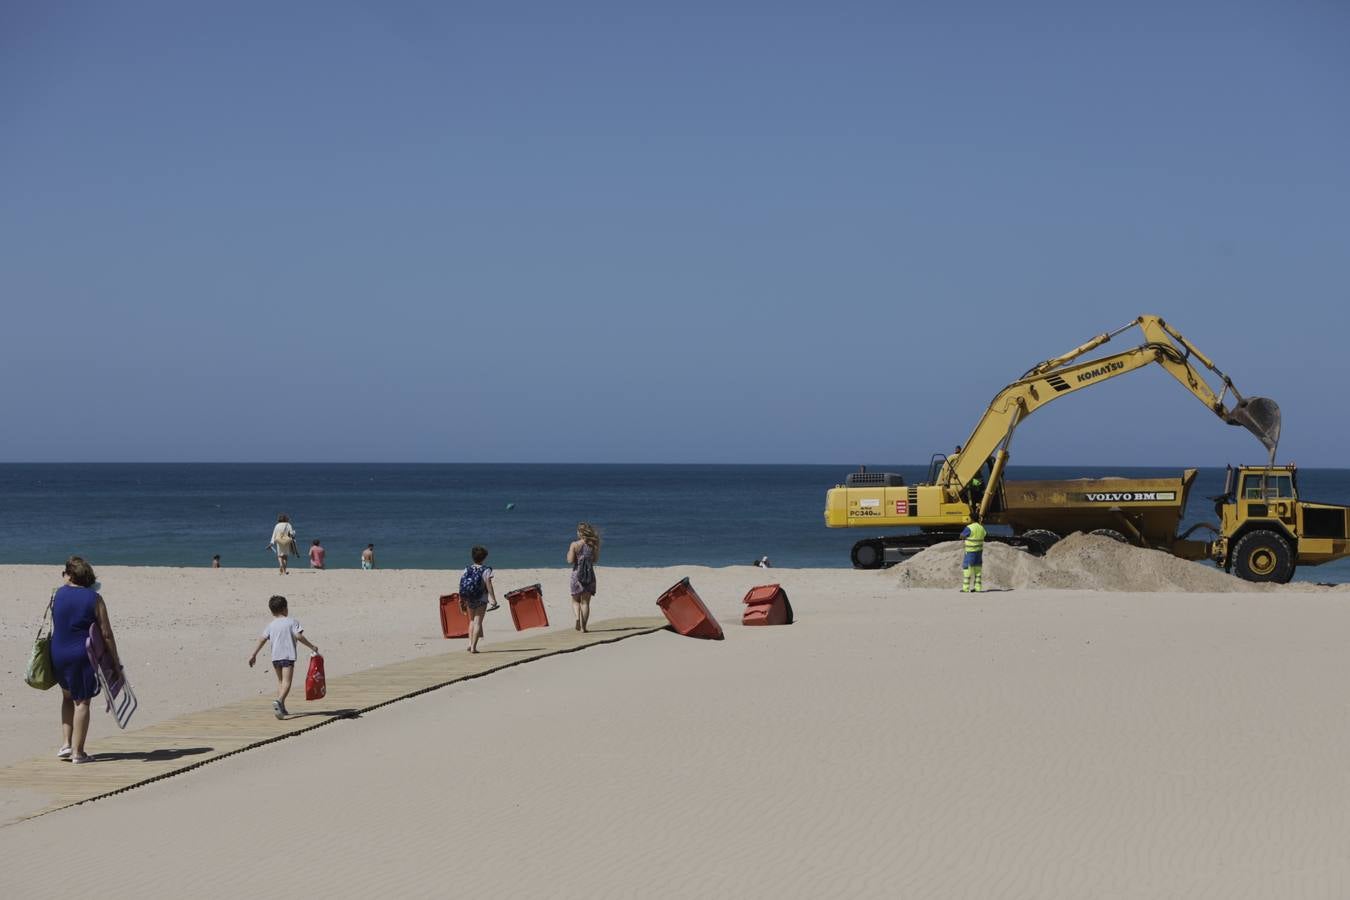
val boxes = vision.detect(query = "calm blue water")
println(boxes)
[1,464,1347,582]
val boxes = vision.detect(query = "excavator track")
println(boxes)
[851,533,1041,569]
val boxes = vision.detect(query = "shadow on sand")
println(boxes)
[285,708,362,720]
[88,746,215,764]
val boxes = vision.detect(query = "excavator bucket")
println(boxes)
[1226,396,1281,454]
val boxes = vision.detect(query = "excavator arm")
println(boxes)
[944,315,1281,506]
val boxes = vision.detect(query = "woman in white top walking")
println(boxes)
[270,514,297,575]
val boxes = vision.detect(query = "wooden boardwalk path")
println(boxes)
[0,617,667,825]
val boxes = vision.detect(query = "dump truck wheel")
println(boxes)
[1022,529,1060,555]
[851,540,886,570]
[1232,530,1294,583]
[1090,528,1128,543]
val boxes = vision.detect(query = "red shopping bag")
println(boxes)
[305,654,326,701]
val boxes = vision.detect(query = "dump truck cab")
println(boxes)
[1213,465,1350,582]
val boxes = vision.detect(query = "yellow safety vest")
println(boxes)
[964,522,986,553]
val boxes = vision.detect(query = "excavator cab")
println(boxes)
[958,457,1000,511]
[926,452,1002,514]
[926,453,951,485]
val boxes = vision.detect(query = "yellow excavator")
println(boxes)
[824,315,1350,582]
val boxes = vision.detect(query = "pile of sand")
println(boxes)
[892,532,1274,592]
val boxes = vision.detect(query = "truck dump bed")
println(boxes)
[998,469,1199,546]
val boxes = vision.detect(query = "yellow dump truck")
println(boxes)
[824,315,1350,583]
[998,470,1205,555]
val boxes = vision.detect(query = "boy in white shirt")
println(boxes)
[248,595,320,719]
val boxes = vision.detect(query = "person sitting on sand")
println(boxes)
[361,544,375,570]
[567,523,601,632]
[458,545,498,653]
[271,514,297,575]
[309,539,326,570]
[51,556,123,764]
[248,594,319,719]
[212,554,221,568]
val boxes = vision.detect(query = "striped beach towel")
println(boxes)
[87,623,137,729]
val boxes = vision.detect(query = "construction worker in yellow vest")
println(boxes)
[960,512,986,592]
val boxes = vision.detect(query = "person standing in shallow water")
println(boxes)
[567,523,601,632]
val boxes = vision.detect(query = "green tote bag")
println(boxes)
[24,591,57,691]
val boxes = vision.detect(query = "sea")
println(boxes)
[1,464,1348,583]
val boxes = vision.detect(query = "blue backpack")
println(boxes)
[459,565,486,601]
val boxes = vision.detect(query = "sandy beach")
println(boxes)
[3,557,1350,897]
[8,0,1346,894]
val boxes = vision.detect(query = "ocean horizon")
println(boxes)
[3,463,1348,582]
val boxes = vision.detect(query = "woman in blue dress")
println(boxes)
[51,556,123,764]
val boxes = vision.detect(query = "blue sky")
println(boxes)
[3,1,1346,465]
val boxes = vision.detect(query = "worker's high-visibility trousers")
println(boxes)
[961,551,983,593]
